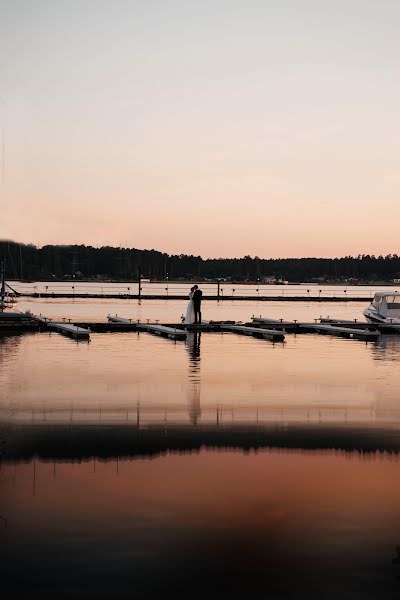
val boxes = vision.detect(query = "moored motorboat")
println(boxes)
[363,292,400,324]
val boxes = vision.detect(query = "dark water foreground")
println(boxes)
[3,421,400,460]
[2,423,400,600]
[2,322,400,599]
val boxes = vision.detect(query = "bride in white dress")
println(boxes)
[184,286,195,324]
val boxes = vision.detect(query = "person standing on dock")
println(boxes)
[193,285,202,324]
[184,286,195,324]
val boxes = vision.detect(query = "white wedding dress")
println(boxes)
[184,291,195,324]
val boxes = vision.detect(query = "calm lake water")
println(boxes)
[16,295,370,323]
[1,298,400,599]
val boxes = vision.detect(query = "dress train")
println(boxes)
[184,292,195,324]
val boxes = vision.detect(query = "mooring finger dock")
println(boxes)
[250,316,382,341]
[3,310,398,344]
[34,316,91,340]
[106,316,286,343]
[221,324,285,342]
[108,315,187,340]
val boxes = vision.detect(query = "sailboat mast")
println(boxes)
[0,258,5,308]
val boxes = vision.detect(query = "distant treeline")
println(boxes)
[1,240,400,282]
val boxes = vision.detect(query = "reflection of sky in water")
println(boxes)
[2,451,400,599]
[1,324,400,428]
[186,332,201,425]
[3,302,400,598]
[371,335,400,361]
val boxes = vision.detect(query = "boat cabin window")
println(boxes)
[372,294,382,308]
[386,295,400,309]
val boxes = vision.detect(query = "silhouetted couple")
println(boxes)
[184,285,202,324]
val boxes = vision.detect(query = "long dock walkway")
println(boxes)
[10,291,373,302]
[3,311,400,342]
[108,315,284,342]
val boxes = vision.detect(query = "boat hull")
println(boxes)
[363,308,400,325]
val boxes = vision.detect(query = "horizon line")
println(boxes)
[1,239,399,262]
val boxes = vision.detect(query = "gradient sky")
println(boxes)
[1,0,399,258]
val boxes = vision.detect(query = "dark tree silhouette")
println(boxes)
[1,240,399,282]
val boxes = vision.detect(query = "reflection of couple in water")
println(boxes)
[184,286,203,425]
[184,285,202,324]
[186,331,201,425]
[187,331,201,360]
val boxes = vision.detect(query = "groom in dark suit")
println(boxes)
[192,285,202,324]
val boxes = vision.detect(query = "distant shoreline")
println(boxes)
[2,241,400,283]
[5,278,400,286]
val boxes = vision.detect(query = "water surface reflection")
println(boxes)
[2,325,400,598]
[1,451,400,599]
[187,332,201,425]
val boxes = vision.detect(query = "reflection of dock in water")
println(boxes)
[2,399,400,427]
[3,394,400,462]
[2,419,400,462]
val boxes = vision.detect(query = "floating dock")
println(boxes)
[9,289,374,302]
[34,316,91,340]
[320,317,400,334]
[251,316,380,341]
[222,324,285,342]
[304,323,380,341]
[48,322,91,340]
[0,311,36,331]
[142,324,187,340]
[108,315,186,340]
[2,311,400,343]
[107,315,137,327]
[108,316,283,342]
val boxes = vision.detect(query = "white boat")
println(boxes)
[363,291,400,324]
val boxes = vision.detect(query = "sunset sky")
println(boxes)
[1,0,399,258]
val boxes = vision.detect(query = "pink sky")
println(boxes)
[1,1,400,258]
